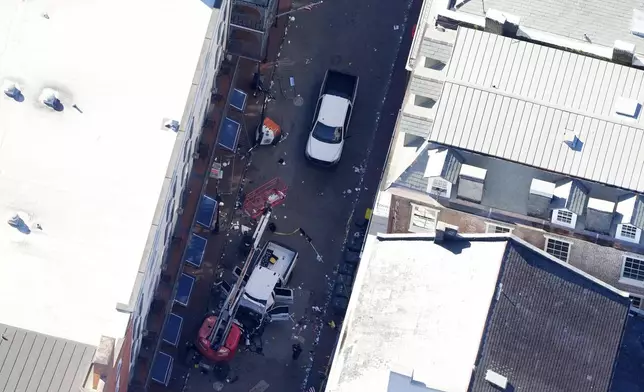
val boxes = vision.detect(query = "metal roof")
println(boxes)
[430,27,644,193]
[454,0,644,51]
[0,324,95,392]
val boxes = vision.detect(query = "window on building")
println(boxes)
[414,95,436,109]
[409,203,438,233]
[616,223,642,243]
[114,359,122,392]
[622,256,644,283]
[629,295,643,309]
[486,222,513,234]
[555,210,573,224]
[165,199,174,223]
[545,237,571,262]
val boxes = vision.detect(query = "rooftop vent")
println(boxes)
[39,88,64,111]
[163,118,180,132]
[561,129,581,150]
[7,212,31,235]
[614,96,641,118]
[485,369,508,390]
[2,80,23,102]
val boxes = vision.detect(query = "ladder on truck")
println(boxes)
[207,208,273,350]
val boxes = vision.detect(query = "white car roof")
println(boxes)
[319,94,350,127]
[245,266,280,301]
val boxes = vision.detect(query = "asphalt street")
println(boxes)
[181,0,420,391]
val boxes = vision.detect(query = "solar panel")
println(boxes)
[230,89,247,111]
[218,117,241,152]
[151,352,173,385]
[162,313,183,346]
[175,274,195,307]
[184,234,207,268]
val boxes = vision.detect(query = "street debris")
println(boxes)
[312,306,322,313]
[241,225,251,234]
[394,25,399,30]
[249,380,270,392]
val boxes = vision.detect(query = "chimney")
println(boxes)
[503,13,521,37]
[434,221,458,244]
[613,40,635,66]
[485,9,506,35]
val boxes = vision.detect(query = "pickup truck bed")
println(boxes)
[323,70,358,101]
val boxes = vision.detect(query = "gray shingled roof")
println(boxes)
[0,324,95,392]
[398,112,433,139]
[566,180,590,216]
[393,145,431,193]
[393,146,464,193]
[430,27,644,193]
[409,75,443,101]
[440,149,463,184]
[470,241,630,392]
[455,0,644,50]
[419,36,453,64]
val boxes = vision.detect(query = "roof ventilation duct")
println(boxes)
[39,88,64,111]
[2,80,24,102]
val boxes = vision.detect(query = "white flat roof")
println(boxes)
[324,236,507,392]
[0,0,214,346]
[431,27,644,193]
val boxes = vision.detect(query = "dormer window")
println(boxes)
[550,180,588,230]
[616,193,644,243]
[423,148,463,199]
[552,209,577,228]
[556,210,573,225]
[616,223,642,243]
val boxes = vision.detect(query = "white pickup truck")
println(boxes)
[232,241,298,330]
[305,70,359,165]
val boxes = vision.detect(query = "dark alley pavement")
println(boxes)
[155,0,421,391]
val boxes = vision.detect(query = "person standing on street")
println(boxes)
[292,343,303,360]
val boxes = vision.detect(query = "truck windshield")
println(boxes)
[312,122,342,144]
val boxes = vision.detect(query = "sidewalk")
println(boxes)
[134,2,293,390]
